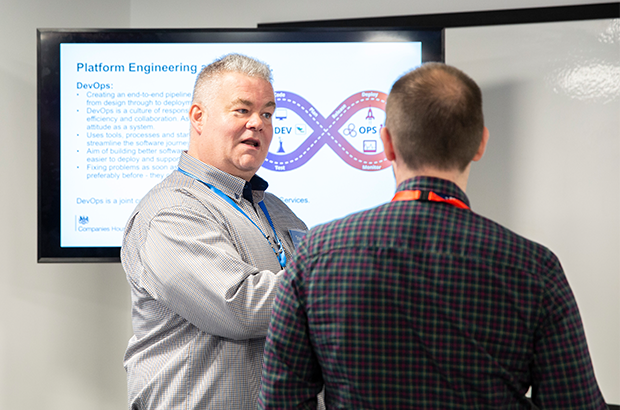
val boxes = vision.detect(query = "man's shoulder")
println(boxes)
[303,200,559,273]
[136,172,192,209]
[302,203,392,250]
[471,210,559,265]
[262,192,308,230]
[129,170,222,227]
[312,199,408,233]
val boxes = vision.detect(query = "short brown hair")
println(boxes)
[385,63,484,172]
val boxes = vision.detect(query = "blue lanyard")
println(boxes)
[178,168,286,269]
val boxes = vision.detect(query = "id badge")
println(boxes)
[288,229,308,250]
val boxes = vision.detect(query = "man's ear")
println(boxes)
[472,126,489,162]
[380,126,396,162]
[189,103,205,135]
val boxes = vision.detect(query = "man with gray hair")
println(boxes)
[122,53,307,409]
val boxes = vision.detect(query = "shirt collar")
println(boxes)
[396,176,471,209]
[243,175,269,204]
[178,152,269,204]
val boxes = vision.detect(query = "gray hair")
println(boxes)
[192,53,273,106]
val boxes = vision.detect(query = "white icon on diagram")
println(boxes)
[343,123,357,138]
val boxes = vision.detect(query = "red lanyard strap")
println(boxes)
[392,190,470,210]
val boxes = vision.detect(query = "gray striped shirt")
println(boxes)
[122,152,307,409]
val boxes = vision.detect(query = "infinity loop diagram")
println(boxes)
[263,90,390,172]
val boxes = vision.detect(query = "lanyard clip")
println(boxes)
[276,245,287,269]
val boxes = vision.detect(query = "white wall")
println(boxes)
[128,0,607,27]
[0,2,131,409]
[0,1,616,409]
[447,19,619,403]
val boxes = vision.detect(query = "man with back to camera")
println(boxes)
[121,53,307,409]
[258,62,608,409]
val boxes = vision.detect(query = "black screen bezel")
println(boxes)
[37,27,444,263]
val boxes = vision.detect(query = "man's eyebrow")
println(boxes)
[230,98,253,107]
[229,99,275,109]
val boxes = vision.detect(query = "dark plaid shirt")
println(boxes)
[259,176,607,409]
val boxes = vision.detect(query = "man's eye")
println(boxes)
[263,112,272,119]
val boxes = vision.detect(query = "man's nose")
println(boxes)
[246,112,264,131]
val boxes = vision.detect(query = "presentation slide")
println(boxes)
[60,41,423,247]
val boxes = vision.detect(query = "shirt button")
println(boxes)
[235,193,239,199]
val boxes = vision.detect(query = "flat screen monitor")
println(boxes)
[37,28,444,262]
